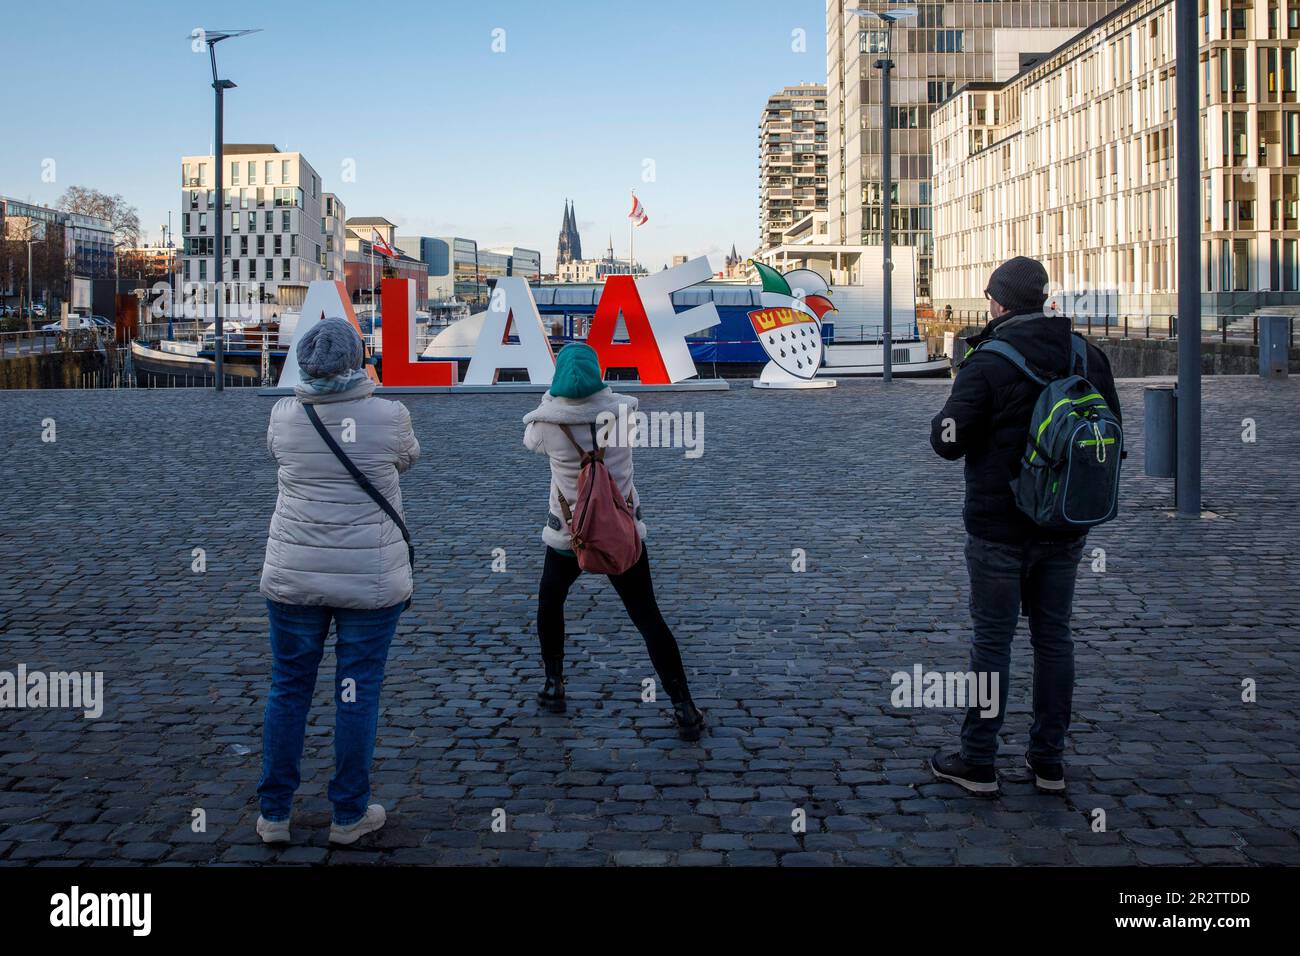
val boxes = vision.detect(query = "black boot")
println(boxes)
[537,658,566,713]
[670,688,706,742]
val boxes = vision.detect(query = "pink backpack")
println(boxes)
[555,423,641,575]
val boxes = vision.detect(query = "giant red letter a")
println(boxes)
[585,275,669,384]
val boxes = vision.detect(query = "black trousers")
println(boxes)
[537,543,690,702]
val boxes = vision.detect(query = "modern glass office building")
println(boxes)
[0,196,114,281]
[397,237,541,307]
[825,0,1128,300]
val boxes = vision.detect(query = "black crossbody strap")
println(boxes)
[302,403,415,574]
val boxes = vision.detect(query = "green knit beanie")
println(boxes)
[549,343,605,399]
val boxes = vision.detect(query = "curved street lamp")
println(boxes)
[194,28,261,391]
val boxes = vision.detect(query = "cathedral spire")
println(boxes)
[569,201,581,261]
[556,199,584,266]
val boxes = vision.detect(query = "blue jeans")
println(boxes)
[960,534,1085,766]
[258,600,403,826]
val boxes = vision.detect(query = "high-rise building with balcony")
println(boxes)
[759,84,828,252]
[825,1,1127,300]
[930,0,1300,317]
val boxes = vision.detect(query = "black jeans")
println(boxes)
[960,533,1085,766]
[537,543,690,702]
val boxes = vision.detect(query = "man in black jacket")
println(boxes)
[928,256,1120,795]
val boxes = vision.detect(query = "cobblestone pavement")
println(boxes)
[1,376,1298,866]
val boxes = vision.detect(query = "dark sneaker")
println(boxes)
[1025,755,1065,792]
[930,750,999,795]
[673,700,706,742]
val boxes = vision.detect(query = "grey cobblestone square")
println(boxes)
[0,376,1297,865]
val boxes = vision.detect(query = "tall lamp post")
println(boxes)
[1174,0,1201,515]
[162,216,177,332]
[26,236,36,333]
[849,6,917,382]
[196,28,259,392]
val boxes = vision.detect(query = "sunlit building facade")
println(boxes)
[179,145,332,310]
[825,0,1126,300]
[931,0,1300,317]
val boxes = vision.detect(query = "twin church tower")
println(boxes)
[556,199,583,267]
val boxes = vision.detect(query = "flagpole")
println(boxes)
[629,189,634,277]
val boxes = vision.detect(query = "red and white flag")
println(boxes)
[628,194,648,227]
[371,229,396,258]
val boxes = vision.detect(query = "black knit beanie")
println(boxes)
[985,256,1049,313]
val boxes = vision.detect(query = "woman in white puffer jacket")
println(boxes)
[523,343,704,741]
[256,318,419,848]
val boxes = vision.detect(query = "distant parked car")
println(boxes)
[88,315,114,330]
[41,316,94,332]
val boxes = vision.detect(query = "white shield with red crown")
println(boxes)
[749,306,824,378]
[747,261,838,389]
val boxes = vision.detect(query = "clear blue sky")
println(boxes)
[0,0,826,272]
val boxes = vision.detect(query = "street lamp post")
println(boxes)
[849,6,917,382]
[162,216,176,331]
[1174,0,1201,515]
[26,239,35,332]
[196,28,260,392]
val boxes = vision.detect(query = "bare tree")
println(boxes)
[57,186,141,247]
[1,220,67,332]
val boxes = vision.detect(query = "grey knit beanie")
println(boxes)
[985,256,1050,314]
[297,317,363,377]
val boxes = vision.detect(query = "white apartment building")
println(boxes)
[930,0,1300,317]
[759,84,828,252]
[180,144,338,313]
[556,256,642,283]
[322,193,347,283]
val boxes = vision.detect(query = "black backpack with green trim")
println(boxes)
[976,334,1122,530]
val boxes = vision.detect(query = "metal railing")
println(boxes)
[929,310,1298,346]
[136,321,208,342]
[0,327,117,357]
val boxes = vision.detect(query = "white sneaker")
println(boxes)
[329,804,386,845]
[256,815,291,844]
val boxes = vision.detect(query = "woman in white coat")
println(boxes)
[523,343,704,740]
[257,318,419,846]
